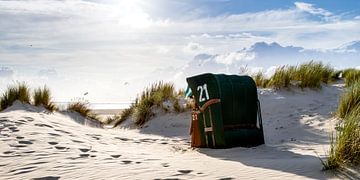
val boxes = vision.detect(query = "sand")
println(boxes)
[0,83,349,179]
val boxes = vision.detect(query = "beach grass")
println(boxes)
[132,81,177,126]
[343,68,360,87]
[113,81,187,127]
[113,105,135,127]
[253,71,270,88]
[67,99,99,121]
[33,86,57,112]
[325,80,360,169]
[338,80,360,118]
[0,82,31,111]
[268,66,293,88]
[253,61,335,89]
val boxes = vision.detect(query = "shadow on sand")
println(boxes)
[199,145,335,179]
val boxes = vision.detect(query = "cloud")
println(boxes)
[214,51,255,65]
[37,69,58,78]
[295,2,332,17]
[183,42,213,55]
[0,67,14,78]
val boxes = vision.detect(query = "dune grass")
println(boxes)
[338,81,360,118]
[113,81,186,127]
[253,72,270,88]
[112,105,135,127]
[33,86,57,112]
[253,61,335,89]
[132,81,176,126]
[267,66,293,88]
[0,82,31,111]
[67,99,99,121]
[343,68,360,87]
[324,80,360,169]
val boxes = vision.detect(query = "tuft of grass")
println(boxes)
[133,95,155,126]
[0,82,31,111]
[343,69,360,87]
[67,99,99,121]
[338,81,360,118]
[253,72,270,88]
[113,105,135,127]
[254,61,335,89]
[322,134,340,170]
[324,80,360,170]
[334,110,360,165]
[132,81,177,126]
[33,86,57,112]
[295,61,332,88]
[268,66,293,89]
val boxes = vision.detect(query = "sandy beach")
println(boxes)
[0,83,346,179]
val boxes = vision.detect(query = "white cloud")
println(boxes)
[295,2,332,17]
[183,42,213,54]
[215,51,255,65]
[0,67,14,78]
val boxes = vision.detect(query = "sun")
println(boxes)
[114,0,151,29]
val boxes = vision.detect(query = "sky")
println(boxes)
[1,0,360,104]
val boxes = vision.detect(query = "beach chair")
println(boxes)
[187,73,265,148]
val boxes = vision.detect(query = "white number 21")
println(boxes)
[197,84,209,102]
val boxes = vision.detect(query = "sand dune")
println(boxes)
[0,84,345,179]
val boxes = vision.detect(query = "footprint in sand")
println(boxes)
[111,155,121,158]
[3,151,14,154]
[48,142,58,145]
[9,166,37,175]
[32,176,60,180]
[54,129,71,134]
[34,124,53,128]
[18,140,33,145]
[10,144,27,148]
[218,178,234,180]
[15,121,25,126]
[161,163,170,167]
[177,170,192,174]
[114,137,130,141]
[16,136,24,139]
[71,139,84,143]
[54,146,67,150]
[79,148,91,153]
[122,160,132,164]
[23,117,35,122]
[23,150,36,154]
[79,154,90,158]
[48,133,61,137]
